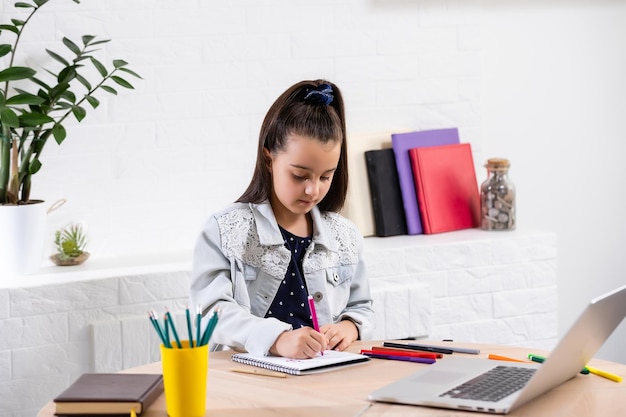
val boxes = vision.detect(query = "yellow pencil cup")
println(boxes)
[160,340,208,417]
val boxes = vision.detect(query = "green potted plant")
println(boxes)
[0,0,141,275]
[50,222,89,266]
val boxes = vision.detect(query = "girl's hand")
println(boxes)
[269,327,328,359]
[320,320,358,351]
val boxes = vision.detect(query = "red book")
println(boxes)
[408,143,480,234]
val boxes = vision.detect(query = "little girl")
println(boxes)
[190,80,374,359]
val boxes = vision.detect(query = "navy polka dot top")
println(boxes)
[265,226,314,329]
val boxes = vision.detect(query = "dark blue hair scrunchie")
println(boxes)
[303,83,334,105]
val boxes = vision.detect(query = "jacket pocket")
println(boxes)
[242,264,278,317]
[325,266,353,320]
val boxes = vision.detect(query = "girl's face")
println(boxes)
[265,133,341,223]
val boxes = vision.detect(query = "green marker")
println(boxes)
[528,354,589,374]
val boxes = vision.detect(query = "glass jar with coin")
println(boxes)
[480,158,516,230]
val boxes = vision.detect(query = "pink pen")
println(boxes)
[307,295,324,355]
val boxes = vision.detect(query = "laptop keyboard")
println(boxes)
[440,366,537,403]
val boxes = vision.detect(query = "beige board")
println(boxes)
[340,131,400,237]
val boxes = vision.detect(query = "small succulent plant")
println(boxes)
[51,222,89,265]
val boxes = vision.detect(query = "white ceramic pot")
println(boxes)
[0,200,47,277]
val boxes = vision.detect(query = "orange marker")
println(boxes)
[488,354,532,363]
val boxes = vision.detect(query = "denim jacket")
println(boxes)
[189,201,374,356]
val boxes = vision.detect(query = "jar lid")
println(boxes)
[485,158,510,169]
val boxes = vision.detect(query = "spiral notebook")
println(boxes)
[231,350,370,375]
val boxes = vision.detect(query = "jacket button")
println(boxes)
[333,273,340,283]
[313,292,323,302]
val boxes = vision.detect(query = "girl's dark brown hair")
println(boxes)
[236,79,348,212]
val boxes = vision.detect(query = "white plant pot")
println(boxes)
[0,200,47,276]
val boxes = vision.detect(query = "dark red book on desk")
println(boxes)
[408,143,480,234]
[53,373,163,415]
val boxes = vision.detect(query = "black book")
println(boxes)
[364,149,407,237]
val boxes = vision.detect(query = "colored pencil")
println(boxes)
[164,314,170,346]
[165,309,182,348]
[230,367,287,378]
[185,306,194,347]
[200,309,219,346]
[148,311,168,347]
[196,305,202,348]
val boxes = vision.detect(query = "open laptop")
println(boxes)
[368,284,626,414]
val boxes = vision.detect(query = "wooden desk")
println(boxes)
[38,341,626,417]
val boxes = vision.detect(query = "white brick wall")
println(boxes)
[366,229,558,347]
[1,0,485,263]
[0,229,557,416]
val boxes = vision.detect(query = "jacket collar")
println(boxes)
[250,200,338,252]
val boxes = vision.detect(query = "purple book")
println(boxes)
[391,128,460,235]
